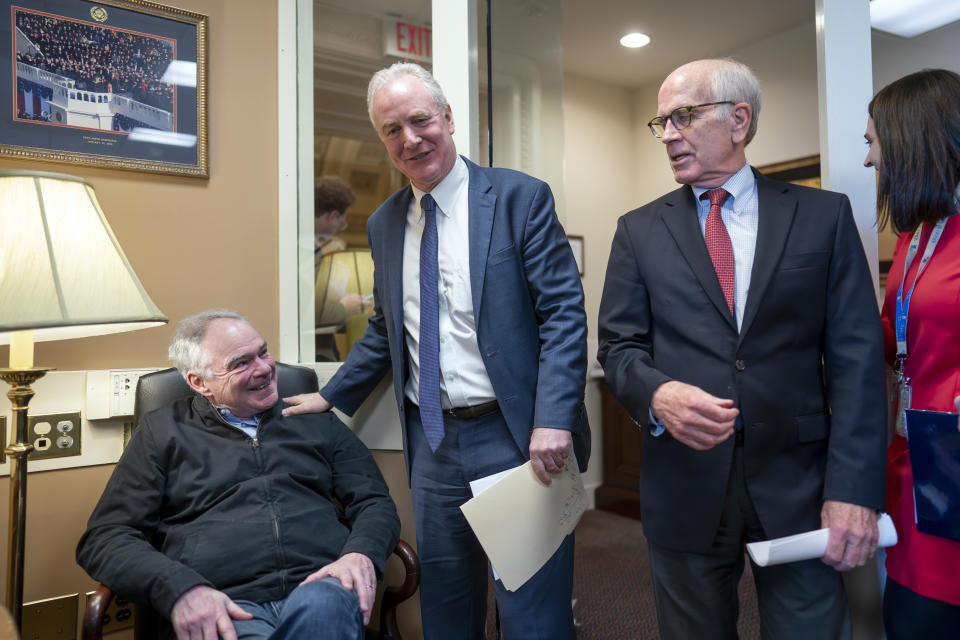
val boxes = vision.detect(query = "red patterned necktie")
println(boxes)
[701,188,735,316]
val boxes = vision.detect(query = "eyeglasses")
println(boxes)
[647,101,735,138]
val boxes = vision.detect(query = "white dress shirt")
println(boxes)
[402,156,497,409]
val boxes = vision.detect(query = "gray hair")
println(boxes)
[168,310,248,379]
[366,62,448,126]
[709,58,761,145]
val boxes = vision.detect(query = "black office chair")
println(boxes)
[82,364,419,640]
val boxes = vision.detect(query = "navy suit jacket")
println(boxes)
[322,157,590,478]
[598,169,886,552]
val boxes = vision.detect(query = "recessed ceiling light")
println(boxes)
[620,32,650,48]
[870,0,960,38]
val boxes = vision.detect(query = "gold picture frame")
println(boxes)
[2,0,208,177]
[757,154,821,189]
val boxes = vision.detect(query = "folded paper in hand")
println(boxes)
[746,513,897,567]
[460,455,585,591]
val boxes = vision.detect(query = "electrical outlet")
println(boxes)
[86,590,136,634]
[27,412,81,460]
[22,593,78,639]
[86,369,157,418]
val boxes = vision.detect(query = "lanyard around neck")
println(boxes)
[895,217,948,358]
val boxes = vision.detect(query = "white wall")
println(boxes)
[561,73,638,497]
[873,21,960,88]
[733,22,820,166]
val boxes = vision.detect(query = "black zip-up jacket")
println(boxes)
[76,396,400,618]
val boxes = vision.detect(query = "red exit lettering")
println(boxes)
[395,21,432,58]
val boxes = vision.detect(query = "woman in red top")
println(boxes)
[865,69,960,639]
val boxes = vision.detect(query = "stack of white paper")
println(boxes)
[747,513,898,567]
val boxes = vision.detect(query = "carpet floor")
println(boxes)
[487,508,761,639]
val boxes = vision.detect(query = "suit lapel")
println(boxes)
[738,171,797,342]
[384,188,412,342]
[660,186,738,331]
[465,159,496,317]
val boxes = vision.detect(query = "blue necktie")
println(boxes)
[418,194,444,451]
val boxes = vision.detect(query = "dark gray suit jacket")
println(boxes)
[598,169,886,552]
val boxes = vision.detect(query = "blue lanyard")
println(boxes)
[895,218,948,359]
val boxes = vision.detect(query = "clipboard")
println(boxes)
[904,409,960,542]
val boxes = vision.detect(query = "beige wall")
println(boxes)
[560,73,639,494]
[0,0,287,627]
[2,0,280,373]
[1,4,425,634]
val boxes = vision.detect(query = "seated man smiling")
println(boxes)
[77,310,400,640]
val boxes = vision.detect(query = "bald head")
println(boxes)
[654,59,760,188]
[661,59,761,145]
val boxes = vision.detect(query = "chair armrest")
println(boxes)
[378,539,420,640]
[82,584,114,640]
[83,541,420,640]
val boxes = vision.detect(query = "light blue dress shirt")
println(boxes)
[648,163,759,435]
[216,406,260,439]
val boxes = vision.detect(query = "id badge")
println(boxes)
[894,381,912,437]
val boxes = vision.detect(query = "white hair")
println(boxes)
[168,310,248,379]
[366,62,447,126]
[709,58,762,145]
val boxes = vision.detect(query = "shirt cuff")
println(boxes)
[645,409,665,437]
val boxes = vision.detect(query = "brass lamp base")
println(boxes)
[0,367,52,631]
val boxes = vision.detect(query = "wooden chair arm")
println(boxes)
[378,539,420,640]
[82,584,114,640]
[81,540,421,640]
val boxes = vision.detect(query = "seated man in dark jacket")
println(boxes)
[77,310,401,640]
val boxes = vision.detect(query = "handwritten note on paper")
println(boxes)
[460,455,586,591]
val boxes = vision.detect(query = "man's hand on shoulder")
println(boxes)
[300,552,376,625]
[529,427,573,485]
[821,500,879,572]
[282,392,332,417]
[650,381,738,450]
[170,584,252,640]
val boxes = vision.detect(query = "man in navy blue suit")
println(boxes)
[285,62,589,639]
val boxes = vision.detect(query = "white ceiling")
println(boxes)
[318,0,818,89]
[560,0,816,88]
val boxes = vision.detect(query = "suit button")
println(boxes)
[735,360,746,371]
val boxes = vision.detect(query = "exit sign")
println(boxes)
[383,18,432,63]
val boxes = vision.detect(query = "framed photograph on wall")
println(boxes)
[757,154,820,189]
[1,0,208,177]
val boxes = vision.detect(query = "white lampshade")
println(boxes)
[0,170,167,344]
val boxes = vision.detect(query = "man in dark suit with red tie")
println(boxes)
[598,58,887,639]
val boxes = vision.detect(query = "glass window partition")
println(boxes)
[483,0,565,218]
[305,0,429,362]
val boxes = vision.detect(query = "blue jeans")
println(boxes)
[231,578,364,640]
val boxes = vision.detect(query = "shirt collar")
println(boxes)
[410,155,468,219]
[216,406,261,428]
[692,162,754,211]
